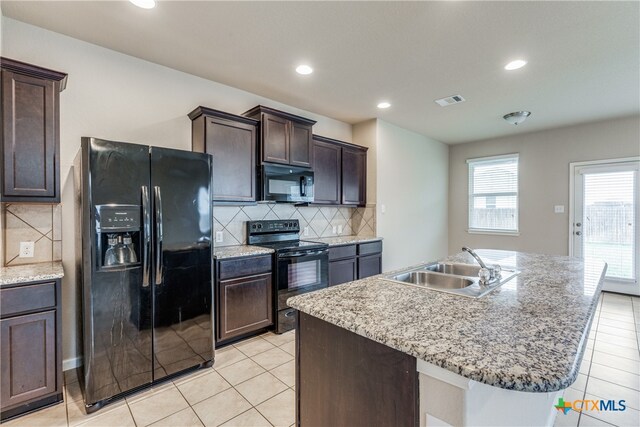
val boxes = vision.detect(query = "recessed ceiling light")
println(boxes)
[295,65,313,75]
[504,59,527,71]
[377,102,391,109]
[129,0,156,9]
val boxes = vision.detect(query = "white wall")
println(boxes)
[1,17,352,367]
[449,115,640,256]
[375,120,449,270]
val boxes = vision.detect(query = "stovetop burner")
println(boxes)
[254,239,328,252]
[246,219,328,253]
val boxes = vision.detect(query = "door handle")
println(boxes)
[141,186,151,287]
[154,186,163,285]
[300,176,306,197]
[575,231,582,236]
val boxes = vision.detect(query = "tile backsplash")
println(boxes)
[214,203,376,247]
[1,203,62,266]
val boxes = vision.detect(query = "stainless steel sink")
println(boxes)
[393,271,475,289]
[424,263,481,277]
[383,262,520,298]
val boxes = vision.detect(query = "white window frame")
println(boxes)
[467,153,520,236]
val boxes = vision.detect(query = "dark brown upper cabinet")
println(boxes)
[1,58,67,203]
[312,135,367,206]
[312,136,342,205]
[244,105,316,168]
[189,106,258,203]
[342,145,367,206]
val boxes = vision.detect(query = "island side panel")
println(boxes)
[296,312,419,427]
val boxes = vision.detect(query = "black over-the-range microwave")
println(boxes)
[261,164,314,203]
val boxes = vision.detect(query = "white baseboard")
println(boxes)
[63,356,82,372]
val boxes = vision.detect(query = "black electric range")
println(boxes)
[247,219,329,333]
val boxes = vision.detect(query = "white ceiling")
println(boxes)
[2,1,639,144]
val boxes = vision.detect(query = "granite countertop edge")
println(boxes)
[213,245,275,260]
[0,261,65,286]
[312,236,383,247]
[288,251,606,393]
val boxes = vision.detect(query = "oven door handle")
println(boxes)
[279,249,328,258]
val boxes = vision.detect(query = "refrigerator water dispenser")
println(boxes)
[95,204,141,269]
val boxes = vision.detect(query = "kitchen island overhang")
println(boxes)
[288,250,606,426]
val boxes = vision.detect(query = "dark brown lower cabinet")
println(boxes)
[328,241,383,286]
[329,258,357,286]
[0,279,62,421]
[296,312,418,426]
[216,255,273,345]
[358,254,382,279]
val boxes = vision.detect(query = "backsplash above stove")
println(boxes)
[213,203,376,247]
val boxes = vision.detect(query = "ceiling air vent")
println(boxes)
[435,95,466,107]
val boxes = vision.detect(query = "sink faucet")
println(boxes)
[461,247,489,269]
[462,247,501,283]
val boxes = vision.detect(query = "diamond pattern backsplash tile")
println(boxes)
[213,203,376,247]
[2,203,63,266]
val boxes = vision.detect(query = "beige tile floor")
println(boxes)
[554,292,640,427]
[3,330,296,427]
[4,292,639,427]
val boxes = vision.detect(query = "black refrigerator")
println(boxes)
[74,137,213,412]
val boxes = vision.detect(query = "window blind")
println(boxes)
[582,169,636,280]
[467,154,519,233]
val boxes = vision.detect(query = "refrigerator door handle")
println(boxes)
[141,186,151,287]
[154,186,164,285]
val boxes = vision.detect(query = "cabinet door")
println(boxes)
[329,258,357,286]
[358,254,381,279]
[289,122,313,167]
[342,147,366,206]
[1,71,59,201]
[218,273,273,342]
[1,311,57,409]
[262,113,289,164]
[312,139,342,204]
[205,117,256,202]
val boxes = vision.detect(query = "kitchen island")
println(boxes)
[287,250,607,426]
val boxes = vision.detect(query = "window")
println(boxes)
[467,154,519,234]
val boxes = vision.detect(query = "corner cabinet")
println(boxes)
[189,106,258,203]
[1,58,67,203]
[243,105,316,168]
[312,135,367,206]
[215,255,273,345]
[0,279,63,421]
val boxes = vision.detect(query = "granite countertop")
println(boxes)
[213,245,275,260]
[288,250,606,393]
[311,236,383,247]
[0,261,65,286]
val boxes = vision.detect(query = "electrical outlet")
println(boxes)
[303,227,310,237]
[554,205,565,214]
[19,241,35,258]
[337,224,343,234]
[215,231,224,243]
[332,225,337,234]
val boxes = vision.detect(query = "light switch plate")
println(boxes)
[19,241,34,258]
[332,225,337,234]
[215,231,224,243]
[304,227,310,236]
[554,205,565,214]
[337,224,343,234]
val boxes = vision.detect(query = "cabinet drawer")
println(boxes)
[218,255,272,280]
[358,241,382,256]
[328,244,356,261]
[1,282,57,317]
